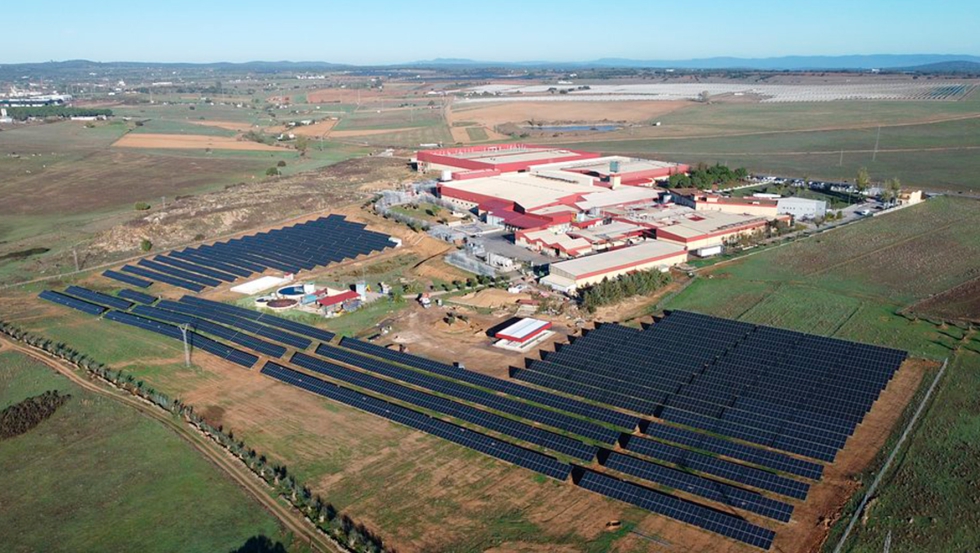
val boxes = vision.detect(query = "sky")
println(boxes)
[2,0,978,64]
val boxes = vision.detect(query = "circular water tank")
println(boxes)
[440,169,453,182]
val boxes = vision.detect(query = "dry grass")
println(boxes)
[113,133,285,151]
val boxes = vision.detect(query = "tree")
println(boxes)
[883,177,902,202]
[266,167,280,177]
[276,160,287,168]
[699,90,711,103]
[294,135,309,155]
[140,239,153,252]
[855,167,871,196]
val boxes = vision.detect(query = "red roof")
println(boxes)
[316,290,360,307]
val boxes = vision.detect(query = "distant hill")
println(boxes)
[899,60,980,73]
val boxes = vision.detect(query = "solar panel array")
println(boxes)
[575,469,776,550]
[64,286,134,311]
[262,361,571,479]
[102,311,258,368]
[117,289,158,305]
[322,341,621,444]
[102,269,153,288]
[131,305,287,359]
[599,450,794,522]
[518,311,906,463]
[291,352,596,461]
[140,215,392,290]
[338,337,638,430]
[179,296,335,343]
[153,299,312,350]
[39,290,106,316]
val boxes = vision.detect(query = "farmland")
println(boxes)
[662,197,980,552]
[0,348,289,553]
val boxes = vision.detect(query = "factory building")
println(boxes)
[541,240,688,293]
[776,197,827,219]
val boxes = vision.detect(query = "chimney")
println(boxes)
[610,174,621,189]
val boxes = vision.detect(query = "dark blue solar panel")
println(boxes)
[120,265,205,292]
[261,361,571,480]
[117,289,158,305]
[39,290,106,316]
[63,286,134,311]
[103,269,153,288]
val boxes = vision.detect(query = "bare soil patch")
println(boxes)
[188,120,258,132]
[906,276,980,324]
[329,127,419,138]
[113,133,284,151]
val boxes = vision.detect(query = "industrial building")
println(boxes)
[541,241,687,293]
[494,318,555,351]
[415,144,600,175]
[776,197,827,219]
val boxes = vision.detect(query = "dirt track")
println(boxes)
[113,133,285,151]
[0,337,346,553]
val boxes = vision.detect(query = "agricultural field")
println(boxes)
[662,197,980,552]
[0,348,290,553]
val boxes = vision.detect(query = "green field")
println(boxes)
[0,350,289,553]
[661,196,980,552]
[554,93,980,192]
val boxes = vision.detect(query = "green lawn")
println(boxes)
[0,350,290,553]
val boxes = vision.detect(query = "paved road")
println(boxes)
[0,338,345,553]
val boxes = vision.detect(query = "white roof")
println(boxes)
[575,186,660,211]
[230,275,289,295]
[441,173,597,210]
[549,240,686,278]
[655,211,768,239]
[496,318,550,341]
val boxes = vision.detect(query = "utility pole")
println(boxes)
[873,125,881,162]
[161,196,166,209]
[839,149,844,167]
[72,247,80,272]
[178,324,191,367]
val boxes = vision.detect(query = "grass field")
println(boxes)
[0,349,290,553]
[544,92,980,192]
[661,196,980,552]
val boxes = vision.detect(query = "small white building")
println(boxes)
[777,197,827,219]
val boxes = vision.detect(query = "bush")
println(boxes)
[277,160,287,167]
[134,202,151,211]
[266,167,279,176]
[140,239,153,252]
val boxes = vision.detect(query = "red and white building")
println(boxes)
[494,318,555,351]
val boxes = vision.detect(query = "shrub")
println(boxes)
[140,239,153,252]
[134,202,151,211]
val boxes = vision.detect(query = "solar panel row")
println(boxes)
[64,285,134,311]
[102,269,153,288]
[638,422,824,481]
[575,469,775,550]
[261,362,571,480]
[620,434,810,500]
[117,289,158,305]
[180,296,334,343]
[320,342,621,444]
[120,264,205,292]
[154,300,312,350]
[137,259,222,288]
[291,352,596,461]
[338,337,638,430]
[151,255,238,282]
[39,290,106,316]
[102,311,258,368]
[600,450,794,522]
[132,305,287,359]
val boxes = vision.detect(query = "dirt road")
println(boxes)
[0,338,346,553]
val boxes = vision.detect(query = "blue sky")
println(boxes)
[2,0,977,64]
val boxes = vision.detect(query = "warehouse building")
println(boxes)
[541,240,687,293]
[494,318,555,351]
[776,197,827,219]
[651,211,775,250]
[415,144,600,175]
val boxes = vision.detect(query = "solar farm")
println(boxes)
[33,277,909,551]
[101,214,393,292]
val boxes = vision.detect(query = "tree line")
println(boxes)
[665,163,749,190]
[0,390,71,440]
[5,106,112,120]
[579,268,673,313]
[0,320,391,553]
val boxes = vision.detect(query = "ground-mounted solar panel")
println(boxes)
[574,468,775,550]
[336,338,639,431]
[152,255,239,282]
[62,285,135,311]
[132,305,287,359]
[103,269,153,288]
[117,289,158,305]
[39,290,107,316]
[121,265,205,292]
[318,342,620,444]
[137,259,222,287]
[600,450,794,522]
[291,352,596,461]
[155,300,312,350]
[261,362,571,480]
[179,296,335,343]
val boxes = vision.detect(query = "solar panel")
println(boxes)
[179,296,335,343]
[337,338,638,431]
[321,342,621,444]
[63,286,134,311]
[574,468,775,549]
[132,305,287,359]
[261,361,571,480]
[291,352,596,461]
[137,259,222,287]
[117,289,158,305]
[39,290,107,316]
[600,450,794,522]
[120,265,205,292]
[103,269,153,288]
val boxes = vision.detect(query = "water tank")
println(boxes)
[355,281,367,299]
[440,169,453,182]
